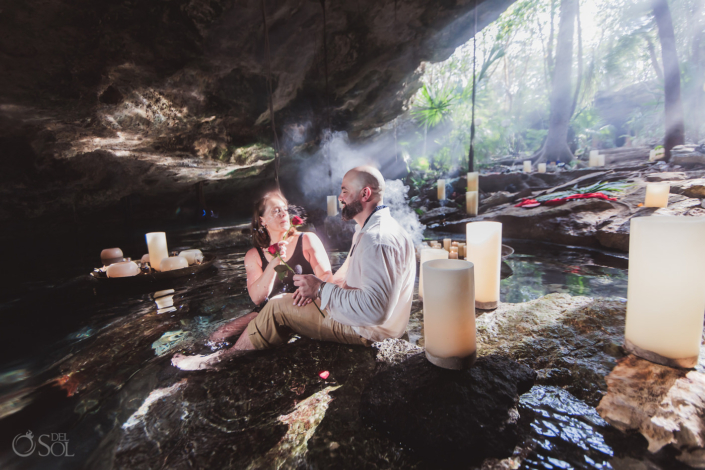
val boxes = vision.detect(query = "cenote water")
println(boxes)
[0,224,686,469]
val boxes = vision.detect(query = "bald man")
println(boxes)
[172,166,415,369]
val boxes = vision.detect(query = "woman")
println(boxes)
[172,191,331,369]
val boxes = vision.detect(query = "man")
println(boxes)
[172,165,415,370]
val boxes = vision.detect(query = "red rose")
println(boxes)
[268,244,278,255]
[291,216,303,226]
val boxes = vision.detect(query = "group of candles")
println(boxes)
[419,221,503,369]
[100,232,203,278]
[419,216,705,372]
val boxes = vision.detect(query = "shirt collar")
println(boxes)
[360,205,388,232]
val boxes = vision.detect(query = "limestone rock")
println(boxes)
[646,172,686,182]
[474,294,627,404]
[597,355,705,467]
[418,205,460,225]
[359,354,536,466]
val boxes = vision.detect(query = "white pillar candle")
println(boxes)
[649,149,656,162]
[458,243,466,258]
[451,241,458,247]
[106,260,140,278]
[437,179,446,201]
[597,154,605,167]
[590,149,599,159]
[179,249,204,265]
[466,191,479,216]
[443,238,452,251]
[449,251,458,259]
[523,161,532,173]
[422,259,476,369]
[625,216,705,368]
[644,183,670,208]
[466,221,502,309]
[327,196,338,217]
[538,163,546,173]
[467,172,479,192]
[146,232,169,272]
[101,248,124,265]
[419,248,449,299]
[160,256,188,272]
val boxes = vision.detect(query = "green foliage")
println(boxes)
[411,84,456,129]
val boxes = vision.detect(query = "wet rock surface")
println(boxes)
[597,355,705,468]
[360,354,536,466]
[474,294,628,405]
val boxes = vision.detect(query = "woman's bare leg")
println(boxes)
[209,311,260,342]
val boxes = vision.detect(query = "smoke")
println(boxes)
[296,130,424,244]
[384,179,426,246]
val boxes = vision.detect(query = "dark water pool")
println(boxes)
[0,225,686,469]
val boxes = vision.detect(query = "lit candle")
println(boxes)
[179,249,204,265]
[419,248,449,299]
[450,246,458,253]
[466,221,502,309]
[451,241,458,247]
[327,196,338,217]
[422,259,476,369]
[644,183,670,208]
[523,161,532,173]
[538,163,546,173]
[437,179,446,201]
[160,256,188,272]
[449,251,458,259]
[466,191,479,216]
[141,254,150,264]
[443,238,451,251]
[467,172,479,192]
[146,232,169,272]
[625,216,705,368]
[106,260,140,278]
[458,243,466,258]
[101,248,123,266]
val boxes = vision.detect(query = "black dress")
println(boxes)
[254,234,315,308]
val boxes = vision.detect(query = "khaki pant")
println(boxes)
[246,294,371,349]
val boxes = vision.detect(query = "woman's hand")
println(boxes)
[273,240,289,262]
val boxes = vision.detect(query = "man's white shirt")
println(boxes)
[320,207,416,342]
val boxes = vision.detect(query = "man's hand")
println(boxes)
[292,274,323,306]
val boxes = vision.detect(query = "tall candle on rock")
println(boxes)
[327,196,338,216]
[625,216,705,368]
[422,259,476,369]
[465,222,502,310]
[644,183,670,208]
[437,179,446,201]
[146,232,169,272]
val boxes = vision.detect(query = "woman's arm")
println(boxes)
[302,233,332,281]
[245,247,281,305]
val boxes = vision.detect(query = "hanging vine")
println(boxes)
[260,0,281,187]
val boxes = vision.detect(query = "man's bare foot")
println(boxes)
[171,351,223,371]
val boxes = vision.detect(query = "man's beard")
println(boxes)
[341,198,363,221]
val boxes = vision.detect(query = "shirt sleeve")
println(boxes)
[320,243,400,327]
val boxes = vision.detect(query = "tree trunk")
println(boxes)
[570,0,582,117]
[653,0,684,162]
[644,35,664,82]
[537,0,577,164]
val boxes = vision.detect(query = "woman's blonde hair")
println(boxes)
[252,191,296,249]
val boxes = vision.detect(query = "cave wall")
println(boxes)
[0,0,515,223]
